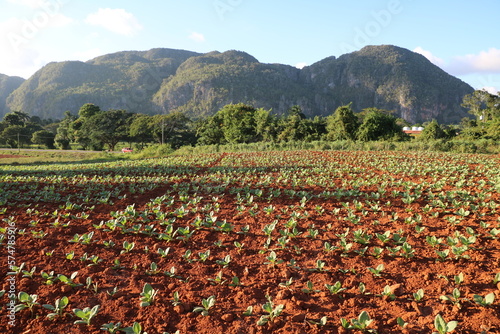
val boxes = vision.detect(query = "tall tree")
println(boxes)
[325,104,359,141]
[419,120,446,141]
[277,105,309,142]
[218,103,258,144]
[129,114,155,148]
[78,103,102,118]
[80,109,133,151]
[356,108,407,142]
[32,130,56,149]
[196,114,226,145]
[151,112,194,148]
[254,108,278,142]
[3,111,31,126]
[461,89,499,122]
[1,125,32,148]
[54,111,76,149]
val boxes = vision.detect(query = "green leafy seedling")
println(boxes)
[14,291,39,316]
[73,305,100,325]
[121,240,135,254]
[43,296,69,320]
[473,292,495,307]
[413,288,425,302]
[257,295,284,326]
[433,314,457,334]
[397,317,408,329]
[101,322,123,333]
[193,295,216,316]
[140,283,158,307]
[341,311,374,332]
[57,272,82,288]
[367,264,384,277]
[493,272,500,284]
[325,281,346,295]
[215,254,231,268]
[122,322,147,334]
[308,316,328,327]
[440,288,463,309]
[454,272,464,285]
[242,306,253,316]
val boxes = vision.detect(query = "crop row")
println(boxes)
[1,150,499,333]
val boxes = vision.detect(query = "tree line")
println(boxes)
[1,89,498,151]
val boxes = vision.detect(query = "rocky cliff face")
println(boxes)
[3,45,473,123]
[301,45,473,123]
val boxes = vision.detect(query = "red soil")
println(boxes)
[1,151,499,334]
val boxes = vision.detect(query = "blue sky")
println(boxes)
[1,0,499,93]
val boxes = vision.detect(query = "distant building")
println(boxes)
[403,126,424,135]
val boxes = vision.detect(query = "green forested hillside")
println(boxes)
[4,45,474,123]
[152,50,314,118]
[6,48,200,119]
[0,74,25,117]
[301,45,473,123]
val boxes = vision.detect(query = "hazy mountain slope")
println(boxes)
[0,74,25,118]
[6,48,200,120]
[301,45,473,123]
[152,50,314,118]
[4,45,474,123]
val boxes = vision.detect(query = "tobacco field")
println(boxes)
[1,150,499,333]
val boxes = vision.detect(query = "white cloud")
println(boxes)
[0,18,41,77]
[188,31,205,43]
[413,46,445,67]
[0,3,74,77]
[481,86,499,94]
[6,0,74,25]
[448,48,500,75]
[85,8,143,37]
[295,62,307,69]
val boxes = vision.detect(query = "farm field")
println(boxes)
[1,150,500,334]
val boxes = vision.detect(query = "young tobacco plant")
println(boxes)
[433,314,458,334]
[325,281,346,295]
[193,295,216,316]
[215,254,231,268]
[14,292,39,316]
[121,240,135,254]
[340,311,374,332]
[367,264,385,277]
[140,283,158,307]
[73,305,100,325]
[57,272,82,288]
[42,296,69,320]
[440,288,464,308]
[413,288,425,302]
[264,250,283,267]
[302,281,320,294]
[121,322,147,334]
[473,292,495,307]
[257,295,284,326]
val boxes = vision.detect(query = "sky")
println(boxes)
[1,0,499,94]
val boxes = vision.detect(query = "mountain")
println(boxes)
[4,45,474,123]
[5,48,200,120]
[0,74,25,118]
[301,45,473,123]
[152,50,313,118]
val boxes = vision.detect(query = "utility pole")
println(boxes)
[161,119,165,145]
[17,132,20,153]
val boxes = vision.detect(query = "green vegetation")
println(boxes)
[1,84,499,155]
[4,45,473,124]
